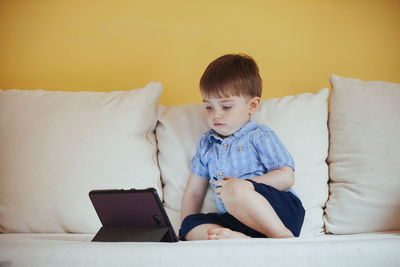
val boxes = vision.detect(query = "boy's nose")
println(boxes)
[213,110,222,120]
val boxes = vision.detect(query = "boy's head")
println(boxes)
[200,54,262,138]
[200,53,262,99]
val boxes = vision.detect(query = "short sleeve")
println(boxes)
[190,135,210,178]
[254,128,295,172]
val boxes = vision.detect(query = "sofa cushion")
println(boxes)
[1,232,400,267]
[324,75,400,234]
[0,83,162,233]
[157,88,329,236]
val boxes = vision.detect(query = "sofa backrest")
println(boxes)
[0,75,399,236]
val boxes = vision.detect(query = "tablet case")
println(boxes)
[89,188,178,242]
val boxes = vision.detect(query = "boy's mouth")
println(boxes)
[214,122,225,126]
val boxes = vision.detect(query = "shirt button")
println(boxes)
[223,143,228,147]
[218,172,223,176]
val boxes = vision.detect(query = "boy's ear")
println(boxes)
[248,97,261,115]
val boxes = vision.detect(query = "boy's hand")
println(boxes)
[214,177,254,206]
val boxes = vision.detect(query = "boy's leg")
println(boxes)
[229,193,293,238]
[207,226,251,240]
[184,223,220,240]
[180,213,252,240]
[185,223,252,240]
[180,213,227,240]
[222,182,295,238]
[180,183,304,240]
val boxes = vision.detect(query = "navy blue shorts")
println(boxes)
[179,180,305,240]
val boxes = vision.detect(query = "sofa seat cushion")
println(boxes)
[157,89,330,236]
[0,83,162,233]
[325,75,400,234]
[1,232,400,267]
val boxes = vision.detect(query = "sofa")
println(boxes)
[0,74,399,267]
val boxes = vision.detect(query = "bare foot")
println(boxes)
[207,227,251,240]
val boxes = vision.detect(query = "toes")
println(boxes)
[218,228,232,238]
[207,227,221,235]
[207,227,244,240]
[208,234,218,240]
[207,227,224,240]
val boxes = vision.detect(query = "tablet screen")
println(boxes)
[89,188,178,242]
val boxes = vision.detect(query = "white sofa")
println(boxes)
[1,75,399,267]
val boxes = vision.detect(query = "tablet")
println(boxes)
[89,188,178,242]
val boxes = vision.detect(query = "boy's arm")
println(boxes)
[180,173,209,223]
[248,166,294,191]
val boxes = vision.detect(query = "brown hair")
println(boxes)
[200,53,262,98]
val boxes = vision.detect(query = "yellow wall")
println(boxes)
[0,0,399,105]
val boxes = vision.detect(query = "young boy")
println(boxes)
[179,54,305,240]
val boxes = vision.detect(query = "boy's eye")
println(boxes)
[205,106,213,110]
[222,106,232,110]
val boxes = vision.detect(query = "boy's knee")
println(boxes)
[229,181,254,202]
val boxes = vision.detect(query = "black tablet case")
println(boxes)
[89,188,178,242]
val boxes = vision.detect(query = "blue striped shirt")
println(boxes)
[190,120,296,213]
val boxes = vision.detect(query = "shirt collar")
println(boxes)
[208,120,258,143]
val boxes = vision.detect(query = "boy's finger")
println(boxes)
[214,180,225,186]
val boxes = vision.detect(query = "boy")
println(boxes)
[179,54,305,240]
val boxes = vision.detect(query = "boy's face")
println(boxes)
[203,93,260,138]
